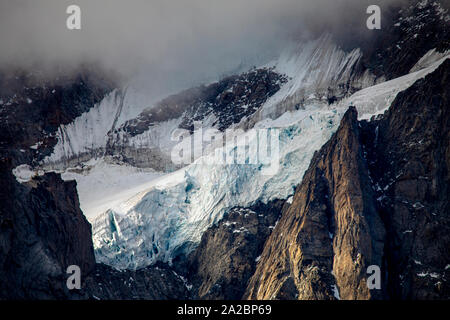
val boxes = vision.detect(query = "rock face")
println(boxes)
[0,166,96,299]
[360,58,450,299]
[117,68,287,136]
[186,201,285,300]
[80,263,189,300]
[0,72,111,299]
[361,0,449,80]
[244,107,385,300]
[0,72,187,300]
[244,59,450,300]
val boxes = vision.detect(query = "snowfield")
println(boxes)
[61,159,163,219]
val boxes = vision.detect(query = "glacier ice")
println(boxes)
[92,50,449,270]
[11,32,448,271]
[93,107,344,269]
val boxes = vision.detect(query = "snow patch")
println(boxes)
[332,285,340,300]
[61,158,163,221]
[12,164,36,183]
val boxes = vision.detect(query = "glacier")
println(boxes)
[11,32,449,271]
[41,34,377,172]
[93,107,344,269]
[60,158,163,219]
[92,49,449,270]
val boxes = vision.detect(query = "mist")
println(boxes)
[0,0,405,91]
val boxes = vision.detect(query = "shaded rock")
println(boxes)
[80,263,189,300]
[117,67,288,136]
[0,164,95,299]
[186,201,285,300]
[360,58,450,299]
[361,0,449,80]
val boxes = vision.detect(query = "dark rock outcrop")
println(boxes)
[186,201,285,300]
[361,0,449,80]
[360,58,450,299]
[81,263,189,300]
[0,163,96,299]
[114,67,287,136]
[0,72,113,299]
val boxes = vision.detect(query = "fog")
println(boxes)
[0,0,405,91]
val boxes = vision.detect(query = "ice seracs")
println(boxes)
[92,47,449,270]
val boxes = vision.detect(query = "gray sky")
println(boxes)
[0,0,405,88]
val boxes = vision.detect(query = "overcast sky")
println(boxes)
[0,0,406,90]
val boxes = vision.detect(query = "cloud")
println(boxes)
[0,0,406,86]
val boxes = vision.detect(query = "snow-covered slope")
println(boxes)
[245,34,380,124]
[42,88,147,170]
[61,159,163,219]
[342,51,450,120]
[38,35,378,176]
[92,48,449,270]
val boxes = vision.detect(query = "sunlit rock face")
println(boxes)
[245,60,450,300]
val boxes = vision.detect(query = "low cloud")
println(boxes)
[0,0,406,88]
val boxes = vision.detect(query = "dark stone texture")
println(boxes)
[186,201,285,300]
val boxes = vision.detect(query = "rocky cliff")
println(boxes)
[0,72,110,299]
[244,107,385,300]
[0,167,96,299]
[361,58,450,299]
[244,59,450,300]
[185,201,285,300]
[0,72,186,299]
[361,0,449,79]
